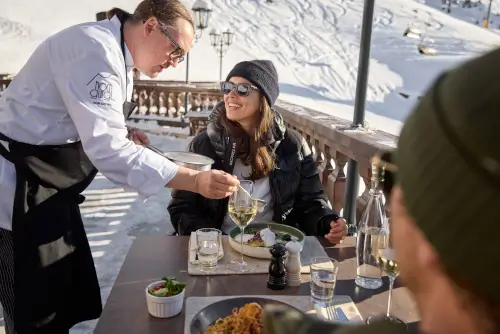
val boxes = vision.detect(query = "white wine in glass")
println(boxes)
[228,205,257,228]
[376,248,399,277]
[366,228,406,328]
[227,180,257,273]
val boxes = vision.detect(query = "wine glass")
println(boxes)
[366,224,407,328]
[226,180,257,273]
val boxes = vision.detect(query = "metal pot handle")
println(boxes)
[143,143,173,161]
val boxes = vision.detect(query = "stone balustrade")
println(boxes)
[131,80,224,135]
[272,100,397,221]
[0,78,11,96]
[132,80,223,117]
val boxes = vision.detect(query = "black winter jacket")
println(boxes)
[167,104,341,236]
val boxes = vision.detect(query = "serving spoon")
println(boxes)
[236,184,268,213]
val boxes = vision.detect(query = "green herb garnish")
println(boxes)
[275,232,292,243]
[147,276,187,297]
[245,228,259,235]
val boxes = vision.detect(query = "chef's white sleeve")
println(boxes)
[52,51,179,197]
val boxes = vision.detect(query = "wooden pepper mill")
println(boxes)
[285,240,303,286]
[267,243,287,290]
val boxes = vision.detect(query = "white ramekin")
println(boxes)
[145,280,185,318]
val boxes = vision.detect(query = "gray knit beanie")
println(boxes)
[225,60,279,107]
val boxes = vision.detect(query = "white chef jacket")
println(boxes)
[0,16,179,231]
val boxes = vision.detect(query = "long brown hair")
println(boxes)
[106,0,194,28]
[217,96,276,180]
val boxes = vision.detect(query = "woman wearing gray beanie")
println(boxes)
[168,59,348,248]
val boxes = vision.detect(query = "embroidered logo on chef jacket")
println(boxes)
[87,72,116,106]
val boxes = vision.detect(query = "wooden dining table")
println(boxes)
[94,236,420,333]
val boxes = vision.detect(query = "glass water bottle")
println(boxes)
[355,161,386,289]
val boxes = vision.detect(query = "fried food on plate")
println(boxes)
[204,302,264,334]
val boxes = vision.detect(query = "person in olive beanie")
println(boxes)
[262,46,500,334]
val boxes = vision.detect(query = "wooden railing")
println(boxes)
[1,77,397,220]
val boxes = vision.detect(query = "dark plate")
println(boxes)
[189,297,301,334]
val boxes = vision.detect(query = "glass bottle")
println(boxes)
[355,161,386,289]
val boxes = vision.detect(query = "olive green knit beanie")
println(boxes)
[395,47,500,303]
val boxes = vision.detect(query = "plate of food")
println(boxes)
[189,297,301,334]
[228,222,306,259]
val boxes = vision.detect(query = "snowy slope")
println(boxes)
[421,0,500,29]
[1,0,500,135]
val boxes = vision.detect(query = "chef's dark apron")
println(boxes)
[0,12,137,333]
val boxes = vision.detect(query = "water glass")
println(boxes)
[309,257,339,303]
[196,228,221,272]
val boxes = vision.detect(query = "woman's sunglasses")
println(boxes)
[371,151,397,200]
[220,81,259,96]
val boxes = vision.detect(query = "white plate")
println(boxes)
[228,222,305,259]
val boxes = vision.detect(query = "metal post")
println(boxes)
[185,52,190,112]
[344,0,376,234]
[219,49,223,81]
[185,52,190,84]
[484,0,493,28]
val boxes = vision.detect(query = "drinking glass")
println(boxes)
[366,225,406,327]
[196,228,221,272]
[309,257,339,303]
[226,180,257,273]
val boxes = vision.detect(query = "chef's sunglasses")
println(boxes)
[220,82,259,96]
[371,151,397,200]
[144,20,185,63]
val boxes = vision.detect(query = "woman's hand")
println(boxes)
[324,218,348,244]
[127,126,150,145]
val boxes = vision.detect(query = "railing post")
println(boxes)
[344,0,376,235]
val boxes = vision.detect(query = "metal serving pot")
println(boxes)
[163,151,214,171]
[144,144,214,171]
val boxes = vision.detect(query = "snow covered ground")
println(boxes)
[2,0,500,135]
[423,0,500,29]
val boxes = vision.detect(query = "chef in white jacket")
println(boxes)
[0,1,238,333]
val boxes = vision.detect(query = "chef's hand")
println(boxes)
[325,218,348,244]
[127,126,150,145]
[195,170,240,199]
